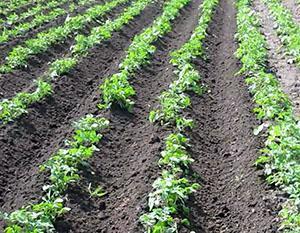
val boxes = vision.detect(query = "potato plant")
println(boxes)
[263,0,300,65]
[99,0,192,111]
[0,115,109,232]
[140,0,218,232]
[0,0,152,125]
[236,0,300,231]
[0,0,129,73]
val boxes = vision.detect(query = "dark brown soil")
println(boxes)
[1,0,72,31]
[55,0,282,232]
[0,0,129,99]
[0,0,283,232]
[54,0,204,231]
[186,0,281,232]
[0,0,99,61]
[252,0,300,118]
[0,1,36,20]
[0,1,164,231]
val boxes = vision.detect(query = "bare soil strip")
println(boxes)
[0,0,129,100]
[253,0,300,117]
[282,0,300,24]
[1,0,71,31]
[184,0,280,232]
[0,0,284,232]
[0,3,163,231]
[54,0,205,231]
[0,0,99,62]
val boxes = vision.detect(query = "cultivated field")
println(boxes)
[0,0,299,232]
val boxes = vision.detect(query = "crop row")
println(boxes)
[0,0,156,230]
[140,134,199,232]
[0,0,128,73]
[263,0,300,66]
[1,115,109,232]
[236,0,300,232]
[0,2,67,43]
[98,0,193,111]
[140,0,218,231]
[0,0,33,16]
[0,0,67,29]
[0,0,153,125]
[0,0,200,231]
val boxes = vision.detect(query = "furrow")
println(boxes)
[184,0,280,232]
[0,3,163,231]
[252,0,300,117]
[0,0,128,99]
[54,0,204,231]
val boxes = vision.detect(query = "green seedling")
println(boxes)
[88,183,107,198]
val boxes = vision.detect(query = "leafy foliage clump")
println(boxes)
[140,0,218,232]
[0,80,52,124]
[0,0,152,126]
[0,115,109,232]
[99,0,191,111]
[140,134,200,233]
[236,0,300,231]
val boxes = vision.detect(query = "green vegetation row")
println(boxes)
[98,0,191,111]
[0,0,153,125]
[0,1,155,229]
[0,114,109,232]
[0,0,33,16]
[140,134,200,232]
[236,0,300,232]
[0,4,67,43]
[0,0,128,73]
[140,0,218,231]
[150,0,218,131]
[0,0,74,31]
[0,0,98,28]
[0,0,100,44]
[0,0,57,28]
[262,0,300,66]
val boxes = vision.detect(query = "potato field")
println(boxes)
[0,0,299,232]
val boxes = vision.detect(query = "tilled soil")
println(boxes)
[55,0,281,232]
[0,0,129,99]
[0,0,285,232]
[282,0,300,24]
[253,0,300,118]
[0,0,99,62]
[185,0,281,232]
[55,0,204,231]
[0,1,164,231]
